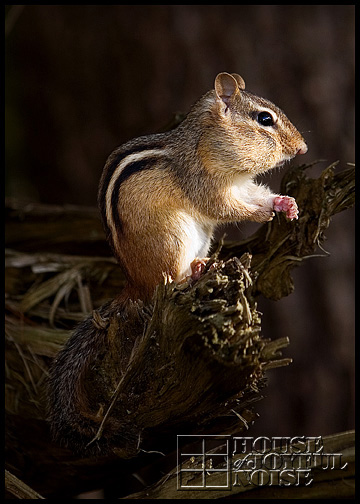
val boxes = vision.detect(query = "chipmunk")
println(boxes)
[48,72,307,453]
[98,72,307,304]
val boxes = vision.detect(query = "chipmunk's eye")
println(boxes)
[257,111,274,126]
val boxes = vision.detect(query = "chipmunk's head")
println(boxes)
[201,72,307,177]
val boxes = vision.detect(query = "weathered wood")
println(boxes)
[5,469,45,499]
[5,199,108,256]
[4,161,355,497]
[47,253,290,457]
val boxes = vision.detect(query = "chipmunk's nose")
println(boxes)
[297,142,308,155]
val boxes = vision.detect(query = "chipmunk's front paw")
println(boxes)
[273,196,299,220]
[190,257,210,281]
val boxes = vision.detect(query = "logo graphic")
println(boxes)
[177,435,348,490]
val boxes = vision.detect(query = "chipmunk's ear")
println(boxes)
[215,72,243,108]
[231,73,246,90]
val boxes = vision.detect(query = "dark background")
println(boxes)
[5,5,354,438]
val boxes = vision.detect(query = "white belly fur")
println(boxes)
[176,214,214,280]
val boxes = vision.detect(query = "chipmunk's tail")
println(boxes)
[47,300,120,454]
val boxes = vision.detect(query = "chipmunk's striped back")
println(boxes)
[98,134,171,261]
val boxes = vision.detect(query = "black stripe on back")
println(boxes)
[98,141,165,243]
[110,156,162,234]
